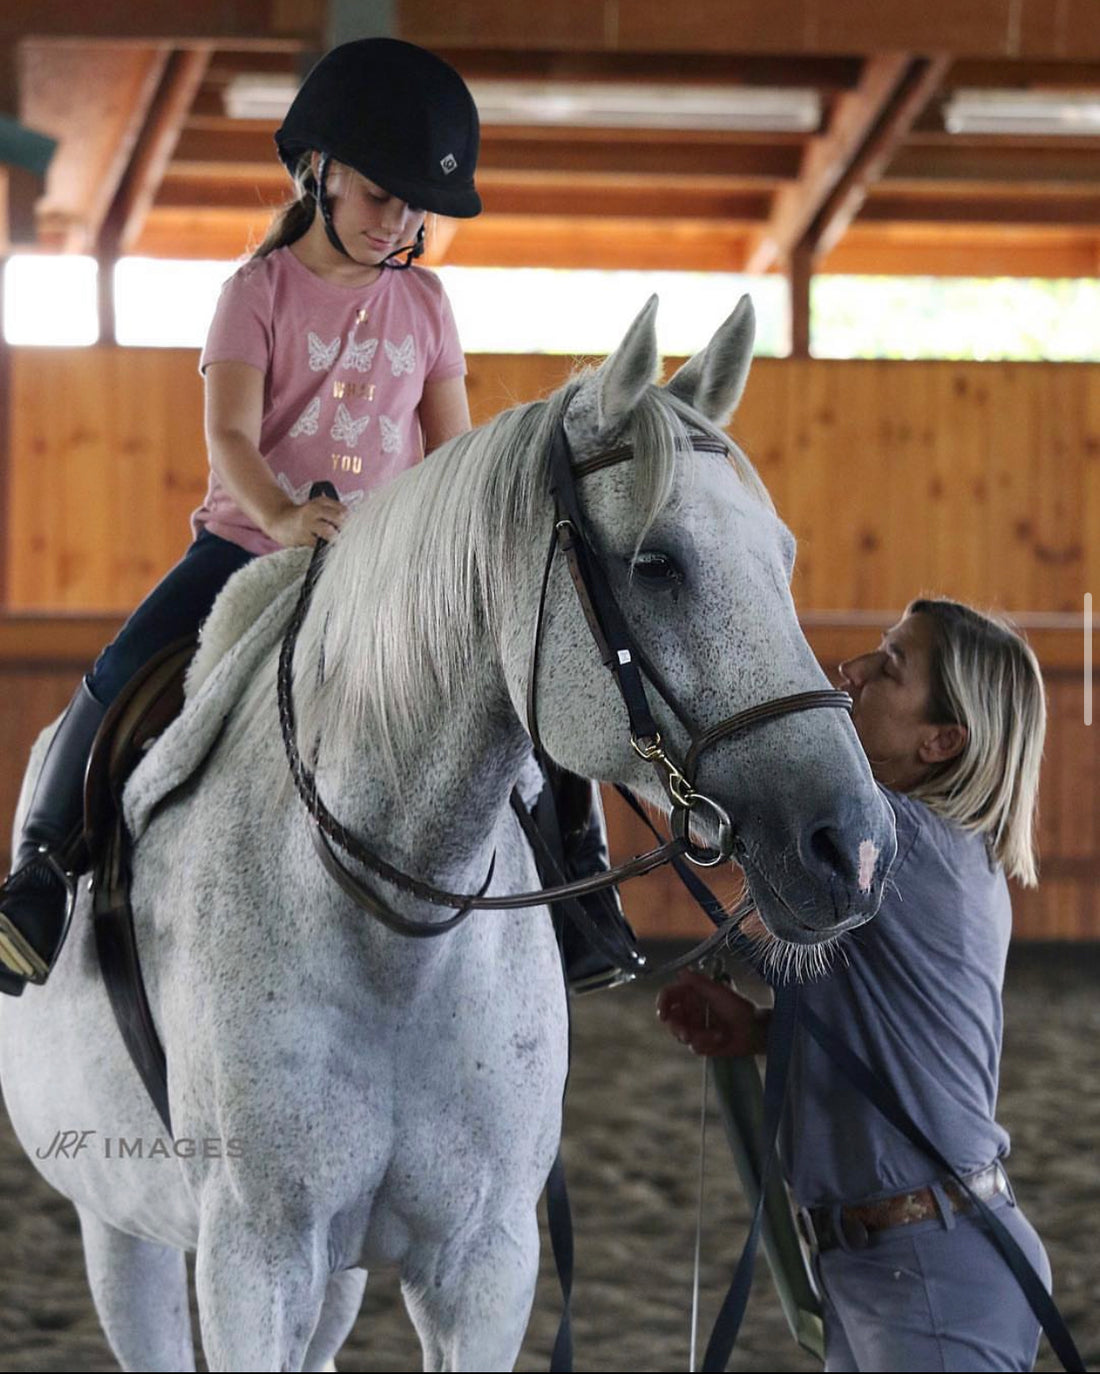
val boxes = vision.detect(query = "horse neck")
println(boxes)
[313,639,534,898]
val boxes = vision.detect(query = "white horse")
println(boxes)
[1,296,895,1372]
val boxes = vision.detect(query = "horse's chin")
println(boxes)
[737,880,846,984]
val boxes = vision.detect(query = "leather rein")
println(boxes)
[277,424,853,941]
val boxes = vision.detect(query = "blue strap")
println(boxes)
[546,1151,575,1372]
[799,1002,1085,1374]
[700,983,799,1371]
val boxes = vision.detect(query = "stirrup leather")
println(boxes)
[0,849,76,983]
[568,964,637,996]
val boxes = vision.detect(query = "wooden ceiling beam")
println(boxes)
[156,169,772,222]
[172,123,804,179]
[907,129,1100,153]
[98,48,212,258]
[945,57,1100,88]
[20,42,171,252]
[800,55,951,260]
[438,49,864,89]
[437,215,754,271]
[886,144,1100,185]
[746,53,910,273]
[822,224,1100,276]
[860,192,1100,225]
[478,184,771,220]
[398,0,1100,61]
[0,1,322,42]
[131,205,1100,279]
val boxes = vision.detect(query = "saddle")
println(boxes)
[85,636,198,1136]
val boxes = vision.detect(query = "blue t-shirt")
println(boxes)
[776,789,1011,1208]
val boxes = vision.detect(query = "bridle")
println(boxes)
[277,418,853,938]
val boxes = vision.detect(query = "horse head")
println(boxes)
[502,294,897,951]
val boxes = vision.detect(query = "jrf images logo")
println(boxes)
[440,152,458,175]
[36,1129,244,1160]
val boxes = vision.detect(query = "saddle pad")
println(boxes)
[185,546,311,698]
[125,552,309,842]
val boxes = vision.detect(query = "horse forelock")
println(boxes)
[294,372,771,788]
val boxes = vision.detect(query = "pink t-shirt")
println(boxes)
[194,247,466,554]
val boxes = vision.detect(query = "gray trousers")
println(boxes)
[816,1191,1050,1372]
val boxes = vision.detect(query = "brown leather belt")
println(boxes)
[799,1161,1009,1253]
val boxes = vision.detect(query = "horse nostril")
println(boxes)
[807,824,851,882]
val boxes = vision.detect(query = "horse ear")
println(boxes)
[595,295,660,436]
[665,294,756,425]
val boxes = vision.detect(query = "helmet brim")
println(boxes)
[276,134,482,219]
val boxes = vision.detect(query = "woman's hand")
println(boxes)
[264,494,347,547]
[656,969,770,1057]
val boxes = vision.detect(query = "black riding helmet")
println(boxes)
[276,38,481,222]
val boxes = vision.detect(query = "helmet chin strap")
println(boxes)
[381,224,425,270]
[314,153,425,270]
[314,153,350,258]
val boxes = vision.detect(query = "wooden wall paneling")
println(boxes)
[1083,369,1100,611]
[1038,673,1065,863]
[8,350,1100,622]
[940,365,991,604]
[0,670,79,869]
[8,349,208,612]
[986,364,1039,610]
[849,365,891,608]
[10,350,110,607]
[1053,675,1095,863]
[1,625,1095,939]
[731,358,791,522]
[774,361,821,606]
[880,362,933,609]
[1035,368,1087,612]
[107,348,207,605]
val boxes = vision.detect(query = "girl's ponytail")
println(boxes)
[252,154,316,259]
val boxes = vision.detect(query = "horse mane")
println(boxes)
[294,370,773,788]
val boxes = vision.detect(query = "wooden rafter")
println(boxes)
[799,55,951,260]
[98,47,212,258]
[745,53,911,274]
[0,2,322,42]
[172,122,805,180]
[20,42,170,251]
[397,0,1100,62]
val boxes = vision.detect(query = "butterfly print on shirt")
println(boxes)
[288,397,321,438]
[331,403,371,446]
[307,333,341,372]
[276,473,365,509]
[340,336,379,373]
[379,414,402,455]
[384,335,416,376]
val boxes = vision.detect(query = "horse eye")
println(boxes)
[632,551,683,587]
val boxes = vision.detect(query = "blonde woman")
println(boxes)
[659,599,1051,1372]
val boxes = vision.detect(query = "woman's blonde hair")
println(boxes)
[252,153,317,258]
[906,598,1046,886]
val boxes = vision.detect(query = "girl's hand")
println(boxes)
[656,969,770,1057]
[264,495,347,547]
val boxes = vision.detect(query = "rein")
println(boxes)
[279,419,853,941]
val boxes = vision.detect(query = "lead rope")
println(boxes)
[689,1004,711,1372]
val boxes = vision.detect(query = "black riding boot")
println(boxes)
[550,768,644,994]
[0,678,106,994]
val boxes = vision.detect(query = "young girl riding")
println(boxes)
[0,39,632,996]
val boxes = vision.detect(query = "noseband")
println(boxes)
[277,422,852,935]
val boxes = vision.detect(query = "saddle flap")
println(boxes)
[84,637,197,864]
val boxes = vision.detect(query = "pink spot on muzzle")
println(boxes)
[857,840,878,894]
